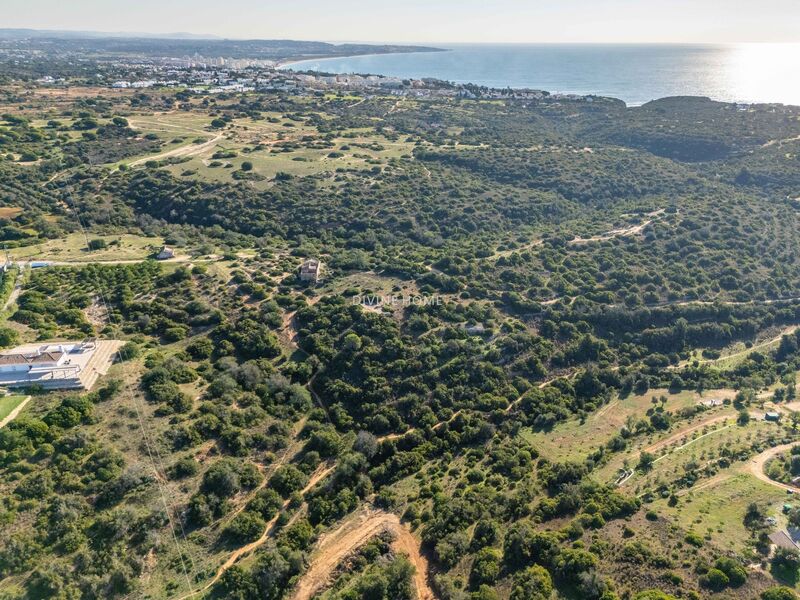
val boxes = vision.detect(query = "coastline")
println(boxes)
[275,43,800,107]
[276,47,446,70]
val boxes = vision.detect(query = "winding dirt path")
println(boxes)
[176,463,335,600]
[748,442,800,492]
[289,507,434,600]
[128,134,223,167]
[644,413,733,455]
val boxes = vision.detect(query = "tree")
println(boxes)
[471,520,499,550]
[714,557,747,587]
[354,430,378,458]
[202,458,242,497]
[737,409,751,426]
[503,524,560,569]
[186,337,214,359]
[241,161,253,171]
[218,565,257,599]
[470,548,502,585]
[269,465,307,498]
[638,451,655,471]
[225,511,266,543]
[0,327,19,349]
[772,547,800,572]
[510,565,553,600]
[556,548,597,578]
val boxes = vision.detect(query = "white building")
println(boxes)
[156,246,175,260]
[0,340,122,390]
[299,259,323,283]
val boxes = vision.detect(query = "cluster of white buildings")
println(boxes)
[32,55,607,103]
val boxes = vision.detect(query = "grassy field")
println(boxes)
[521,387,735,463]
[122,110,416,187]
[0,395,29,422]
[615,419,781,494]
[651,471,786,554]
[8,233,165,262]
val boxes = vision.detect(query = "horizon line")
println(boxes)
[3,27,799,46]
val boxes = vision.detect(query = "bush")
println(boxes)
[762,587,798,600]
[470,548,502,585]
[169,457,199,479]
[510,565,553,600]
[684,531,704,547]
[269,465,307,498]
[714,556,747,586]
[224,511,266,543]
[87,239,108,250]
[701,568,729,591]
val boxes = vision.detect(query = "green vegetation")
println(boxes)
[2,55,800,600]
[0,394,27,422]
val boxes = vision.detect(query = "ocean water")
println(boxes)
[282,43,800,106]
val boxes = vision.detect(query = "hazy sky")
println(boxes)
[4,0,800,44]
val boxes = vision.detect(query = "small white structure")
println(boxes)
[156,246,175,260]
[299,259,323,283]
[0,339,123,390]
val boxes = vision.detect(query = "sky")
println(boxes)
[4,0,800,44]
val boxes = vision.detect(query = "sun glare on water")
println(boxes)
[722,43,800,105]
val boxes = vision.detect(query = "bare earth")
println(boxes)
[748,442,800,492]
[289,506,434,600]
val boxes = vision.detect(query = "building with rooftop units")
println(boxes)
[0,339,124,391]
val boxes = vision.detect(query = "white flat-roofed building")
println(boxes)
[0,340,123,390]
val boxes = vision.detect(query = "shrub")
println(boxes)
[470,548,502,585]
[684,531,704,547]
[224,511,266,543]
[762,587,798,600]
[510,565,553,600]
[701,568,729,591]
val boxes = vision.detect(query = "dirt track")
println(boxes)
[128,134,223,167]
[289,507,434,600]
[748,442,800,492]
[176,462,334,600]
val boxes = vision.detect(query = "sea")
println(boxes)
[281,43,800,106]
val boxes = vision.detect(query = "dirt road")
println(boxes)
[289,507,434,600]
[128,134,223,167]
[748,442,800,492]
[176,463,335,600]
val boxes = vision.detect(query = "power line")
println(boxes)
[61,185,195,592]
